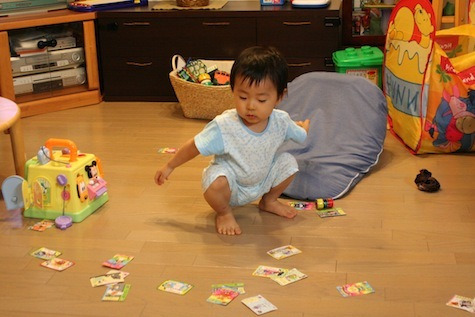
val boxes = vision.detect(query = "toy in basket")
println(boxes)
[1,139,109,225]
[169,55,235,120]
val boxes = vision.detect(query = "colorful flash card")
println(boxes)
[337,281,375,297]
[316,207,346,218]
[267,245,302,260]
[90,272,125,287]
[211,283,245,294]
[28,220,55,232]
[102,283,131,302]
[242,295,277,315]
[158,147,178,154]
[102,254,134,269]
[446,295,475,313]
[157,280,193,295]
[252,265,288,278]
[288,201,315,210]
[207,286,240,305]
[270,268,307,286]
[40,258,74,271]
[30,247,61,260]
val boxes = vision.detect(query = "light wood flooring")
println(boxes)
[0,102,474,317]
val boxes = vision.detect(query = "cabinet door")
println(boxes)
[98,17,256,58]
[257,16,339,59]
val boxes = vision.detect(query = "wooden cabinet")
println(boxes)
[97,1,341,101]
[97,16,256,100]
[0,10,101,117]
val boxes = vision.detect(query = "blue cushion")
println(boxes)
[277,72,387,200]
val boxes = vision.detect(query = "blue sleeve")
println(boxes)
[194,120,225,156]
[285,116,307,144]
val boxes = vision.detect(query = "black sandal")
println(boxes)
[414,169,440,192]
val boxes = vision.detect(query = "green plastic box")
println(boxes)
[332,46,383,88]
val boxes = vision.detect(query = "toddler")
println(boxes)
[155,46,310,235]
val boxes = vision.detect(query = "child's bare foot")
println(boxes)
[216,211,242,235]
[258,198,297,219]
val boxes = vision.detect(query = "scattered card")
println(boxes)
[270,268,307,286]
[40,258,74,271]
[446,294,475,313]
[337,281,375,297]
[252,265,288,278]
[28,220,55,232]
[267,245,302,260]
[102,283,131,302]
[207,286,240,305]
[242,295,277,315]
[288,201,315,210]
[102,254,134,269]
[212,283,245,294]
[157,280,193,295]
[30,247,61,260]
[316,207,346,218]
[90,272,125,287]
[158,147,178,154]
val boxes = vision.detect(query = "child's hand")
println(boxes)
[296,119,310,133]
[155,164,174,186]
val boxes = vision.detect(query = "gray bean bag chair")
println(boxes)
[277,72,387,200]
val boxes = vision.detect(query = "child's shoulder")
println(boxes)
[272,109,292,121]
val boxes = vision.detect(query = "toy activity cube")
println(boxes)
[2,139,108,223]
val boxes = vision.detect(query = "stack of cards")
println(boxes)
[102,254,134,269]
[41,258,75,271]
[102,283,131,302]
[158,280,193,295]
[207,286,240,305]
[90,271,128,287]
[242,295,277,315]
[267,245,302,260]
[252,265,288,279]
[30,247,61,260]
[270,268,307,286]
[316,207,346,218]
[337,281,375,297]
[446,294,475,313]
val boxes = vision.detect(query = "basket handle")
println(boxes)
[45,138,78,162]
[171,54,186,71]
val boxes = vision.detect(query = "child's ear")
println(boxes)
[275,88,288,107]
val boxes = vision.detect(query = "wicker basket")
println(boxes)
[169,59,235,120]
[176,0,209,7]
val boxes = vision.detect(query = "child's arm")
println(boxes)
[155,138,200,186]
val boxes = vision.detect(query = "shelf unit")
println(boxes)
[341,0,394,46]
[0,10,101,117]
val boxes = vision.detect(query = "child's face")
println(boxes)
[233,75,282,131]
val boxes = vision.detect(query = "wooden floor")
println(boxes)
[0,102,474,317]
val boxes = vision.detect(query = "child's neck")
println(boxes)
[243,117,269,133]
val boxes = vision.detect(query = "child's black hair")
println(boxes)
[230,46,288,99]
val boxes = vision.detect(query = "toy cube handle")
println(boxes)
[45,138,78,162]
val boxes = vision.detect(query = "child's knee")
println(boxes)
[208,176,229,192]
